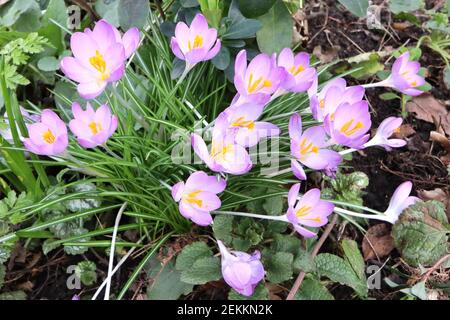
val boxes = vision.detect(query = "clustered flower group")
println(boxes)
[2,16,425,298]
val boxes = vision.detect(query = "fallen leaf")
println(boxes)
[417,188,450,220]
[362,224,395,261]
[430,131,450,152]
[313,45,340,64]
[393,124,416,139]
[406,94,450,136]
[392,21,413,31]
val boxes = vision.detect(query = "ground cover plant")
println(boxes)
[0,0,448,301]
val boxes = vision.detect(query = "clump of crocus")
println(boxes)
[275,48,316,94]
[23,109,68,156]
[308,78,365,122]
[282,184,334,237]
[69,102,118,149]
[171,14,221,72]
[60,19,140,99]
[289,113,342,180]
[171,171,226,226]
[364,117,406,150]
[223,103,280,148]
[233,50,285,106]
[324,100,371,149]
[191,113,252,175]
[217,240,265,296]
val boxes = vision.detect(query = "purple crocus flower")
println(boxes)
[289,113,342,180]
[72,294,80,300]
[0,107,39,143]
[233,50,285,106]
[60,20,140,99]
[170,14,221,71]
[224,103,280,148]
[191,113,252,175]
[217,240,265,296]
[171,171,226,226]
[276,48,316,93]
[365,117,406,151]
[324,100,372,149]
[308,78,365,122]
[383,181,419,223]
[282,184,334,238]
[374,52,425,96]
[69,102,118,149]
[23,109,68,156]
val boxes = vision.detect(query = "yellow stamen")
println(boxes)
[296,205,312,217]
[247,73,272,93]
[42,129,55,144]
[299,138,319,156]
[394,127,401,134]
[185,190,203,208]
[231,116,255,130]
[289,65,305,76]
[88,121,102,135]
[411,81,417,86]
[188,35,203,51]
[319,99,325,109]
[89,50,110,80]
[340,119,364,136]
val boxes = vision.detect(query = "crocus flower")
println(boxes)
[233,50,285,106]
[324,100,371,149]
[282,184,334,237]
[217,240,265,296]
[289,113,342,180]
[191,113,252,175]
[0,107,39,143]
[223,103,280,148]
[276,48,316,93]
[365,117,406,150]
[367,52,425,96]
[308,78,365,122]
[72,294,80,300]
[69,102,118,149]
[171,171,226,226]
[170,14,221,71]
[23,109,68,156]
[60,20,140,99]
[383,181,419,223]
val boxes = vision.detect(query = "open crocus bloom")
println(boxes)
[217,240,265,296]
[383,181,419,223]
[224,103,280,148]
[60,20,140,99]
[171,171,226,226]
[283,184,334,237]
[289,113,342,180]
[277,48,316,93]
[69,102,118,148]
[324,100,371,149]
[383,52,425,96]
[23,109,68,156]
[365,117,406,151]
[170,14,221,70]
[192,113,252,175]
[308,78,365,122]
[233,50,285,106]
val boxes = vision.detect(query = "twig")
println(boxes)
[421,253,450,283]
[286,214,338,300]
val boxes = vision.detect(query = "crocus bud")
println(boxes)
[365,117,406,151]
[217,240,265,296]
[384,181,419,223]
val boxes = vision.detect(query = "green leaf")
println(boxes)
[444,66,450,86]
[350,53,384,79]
[75,261,97,286]
[0,264,5,290]
[95,0,120,27]
[271,234,301,255]
[0,290,26,300]
[389,0,424,14]
[222,0,262,40]
[337,0,369,18]
[295,275,334,300]
[212,215,233,244]
[146,257,193,300]
[118,0,149,29]
[265,251,293,283]
[263,194,283,215]
[38,0,67,54]
[293,248,315,273]
[256,0,293,54]
[180,256,222,285]
[64,183,101,212]
[180,0,199,8]
[238,0,276,18]
[37,56,60,72]
[315,253,368,298]
[228,283,269,300]
[175,241,213,271]
[392,201,449,267]
[211,45,230,70]
[379,92,400,101]
[0,0,41,31]
[341,239,366,281]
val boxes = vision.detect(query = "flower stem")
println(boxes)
[333,206,392,223]
[213,210,285,221]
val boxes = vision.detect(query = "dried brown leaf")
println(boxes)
[362,224,395,261]
[406,94,450,136]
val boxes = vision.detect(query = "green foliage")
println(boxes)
[337,0,369,18]
[256,0,292,54]
[118,0,150,29]
[322,171,369,210]
[228,283,269,300]
[0,191,34,224]
[198,0,223,29]
[295,275,334,300]
[0,0,41,31]
[0,264,5,290]
[75,261,97,286]
[238,0,276,18]
[0,290,26,300]
[341,239,366,282]
[389,0,424,14]
[222,0,262,40]
[264,251,293,283]
[392,201,449,267]
[349,53,385,79]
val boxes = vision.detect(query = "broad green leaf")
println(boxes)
[389,0,424,14]
[118,0,149,29]
[64,183,101,212]
[212,215,233,244]
[38,0,67,54]
[295,275,334,300]
[341,239,366,281]
[256,0,292,54]
[175,241,212,271]
[265,251,293,283]
[0,290,26,300]
[444,66,450,86]
[37,56,60,72]
[263,195,283,215]
[337,0,369,18]
[180,256,221,285]
[379,92,400,101]
[211,46,230,70]
[271,234,301,255]
[222,0,262,40]
[350,54,384,79]
[315,253,368,297]
[238,0,276,18]
[180,0,199,8]
[0,0,41,31]
[228,283,269,300]
[75,261,97,286]
[95,0,120,27]
[293,248,315,273]
[0,264,5,290]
